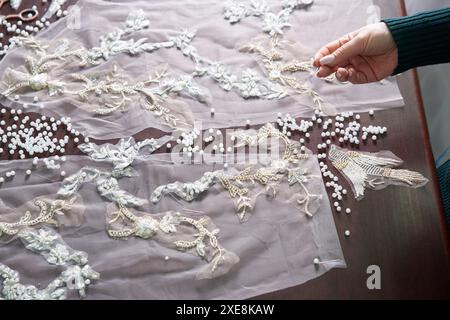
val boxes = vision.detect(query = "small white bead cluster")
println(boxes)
[0,170,15,183]
[0,108,79,159]
[177,128,202,158]
[0,6,69,56]
[276,113,314,138]
[319,162,350,213]
[362,125,387,141]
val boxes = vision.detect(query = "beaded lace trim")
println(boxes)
[223,0,314,37]
[328,145,428,199]
[107,205,239,280]
[0,228,98,300]
[151,124,322,221]
[0,197,78,239]
[240,37,335,110]
[66,64,206,128]
[58,137,159,207]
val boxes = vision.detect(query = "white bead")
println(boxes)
[246,120,251,126]
[345,230,351,237]
[372,135,377,141]
[166,143,172,149]
[345,208,351,214]
[210,108,215,115]
[369,110,374,116]
[313,258,320,265]
[0,177,4,183]
[164,256,170,261]
[60,171,66,177]
[33,96,39,102]
[26,169,31,175]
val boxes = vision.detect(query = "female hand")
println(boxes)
[314,22,398,84]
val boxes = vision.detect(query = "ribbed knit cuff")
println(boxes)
[383,7,450,75]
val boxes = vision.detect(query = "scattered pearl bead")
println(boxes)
[369,110,374,116]
[60,171,66,177]
[313,258,320,265]
[345,208,351,214]
[26,169,31,175]
[345,230,351,237]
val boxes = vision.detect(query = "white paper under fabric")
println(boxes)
[0,0,403,139]
[0,153,345,299]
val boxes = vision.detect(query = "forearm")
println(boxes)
[383,7,450,74]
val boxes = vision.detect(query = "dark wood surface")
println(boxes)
[0,0,449,299]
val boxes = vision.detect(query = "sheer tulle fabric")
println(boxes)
[0,153,345,299]
[0,0,403,140]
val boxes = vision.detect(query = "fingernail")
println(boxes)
[320,55,335,66]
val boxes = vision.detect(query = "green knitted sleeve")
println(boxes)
[383,7,450,74]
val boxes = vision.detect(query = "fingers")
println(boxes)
[335,66,369,84]
[313,30,361,67]
[316,65,337,78]
[313,35,352,67]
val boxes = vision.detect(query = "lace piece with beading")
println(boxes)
[240,37,336,111]
[151,123,322,221]
[66,64,203,129]
[0,196,81,241]
[58,137,162,207]
[107,205,239,280]
[0,227,99,300]
[223,0,314,37]
[328,145,428,199]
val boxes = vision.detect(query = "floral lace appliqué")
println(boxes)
[107,205,239,280]
[0,197,79,239]
[328,145,428,199]
[223,0,314,37]
[0,228,98,300]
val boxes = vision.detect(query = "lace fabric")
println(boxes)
[328,145,429,200]
[0,227,98,300]
[0,147,346,299]
[0,0,404,140]
[151,124,323,222]
[106,204,240,280]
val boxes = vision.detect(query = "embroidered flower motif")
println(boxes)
[107,206,239,280]
[0,228,98,300]
[223,0,314,36]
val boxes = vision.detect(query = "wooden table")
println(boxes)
[0,0,449,299]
